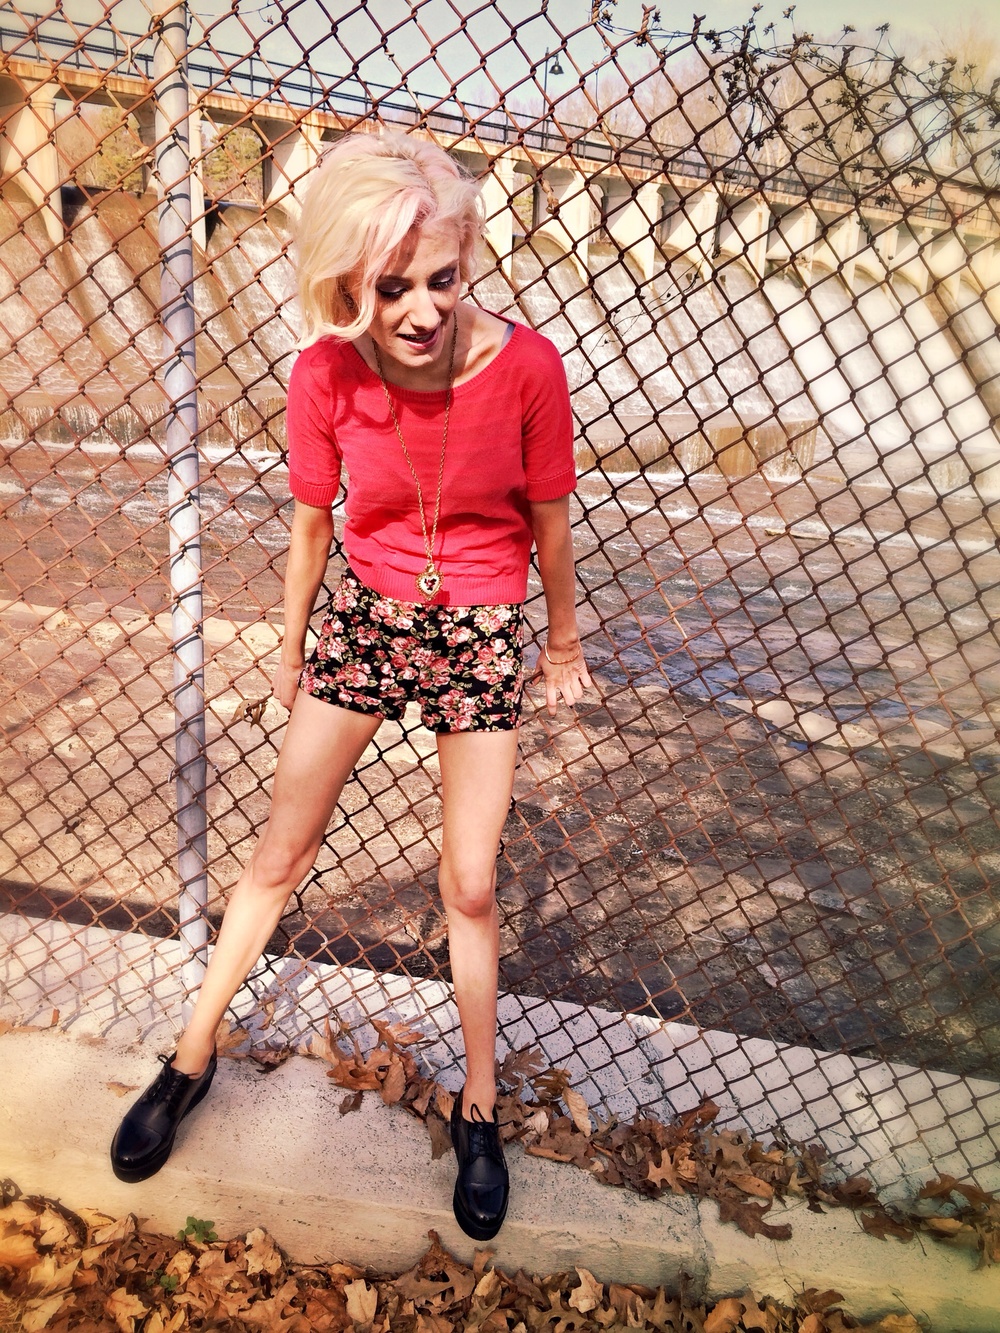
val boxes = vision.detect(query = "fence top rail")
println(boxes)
[0,15,986,228]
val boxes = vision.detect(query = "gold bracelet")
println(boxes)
[543,641,582,666]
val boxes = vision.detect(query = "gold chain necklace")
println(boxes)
[372,318,458,600]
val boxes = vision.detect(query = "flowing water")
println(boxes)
[1,186,998,496]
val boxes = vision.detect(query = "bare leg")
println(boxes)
[436,728,519,1118]
[173,693,382,1074]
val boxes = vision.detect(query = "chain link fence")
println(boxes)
[3,1,1000,1192]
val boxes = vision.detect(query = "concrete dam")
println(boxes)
[2,38,999,503]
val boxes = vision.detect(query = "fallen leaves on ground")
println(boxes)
[0,1185,919,1333]
[300,1017,997,1258]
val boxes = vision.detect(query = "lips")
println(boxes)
[398,326,440,351]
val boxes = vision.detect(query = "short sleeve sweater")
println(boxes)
[285,322,577,606]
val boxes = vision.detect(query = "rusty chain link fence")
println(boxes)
[2,0,1000,1194]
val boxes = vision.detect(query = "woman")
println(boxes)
[110,131,590,1241]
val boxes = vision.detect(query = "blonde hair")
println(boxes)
[294,131,484,347]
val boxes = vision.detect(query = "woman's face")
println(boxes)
[365,222,462,373]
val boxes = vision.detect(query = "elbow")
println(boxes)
[292,500,335,543]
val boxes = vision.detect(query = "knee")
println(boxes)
[249,835,318,896]
[439,862,496,920]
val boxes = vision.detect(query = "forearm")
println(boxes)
[530,495,590,714]
[280,505,334,665]
[530,497,581,650]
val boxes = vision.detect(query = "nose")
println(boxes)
[404,283,440,330]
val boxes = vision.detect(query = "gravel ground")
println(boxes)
[2,440,1000,1084]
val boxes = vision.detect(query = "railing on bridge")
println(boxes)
[3,0,1000,1210]
[0,11,961,221]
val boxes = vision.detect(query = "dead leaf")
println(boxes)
[26,1252,78,1296]
[498,1047,547,1091]
[250,1043,292,1070]
[563,1087,593,1137]
[105,1285,148,1333]
[870,1317,923,1333]
[532,1067,571,1103]
[36,1207,75,1249]
[737,1296,779,1332]
[568,1267,604,1314]
[426,1112,453,1161]
[372,1018,426,1050]
[20,1293,70,1332]
[707,1130,750,1171]
[215,1020,252,1059]
[717,1198,792,1241]
[106,1082,139,1098]
[704,1296,744,1333]
[345,1278,378,1327]
[797,1288,845,1313]
[231,698,269,728]
[860,1210,914,1242]
[647,1151,685,1195]
[728,1173,775,1200]
[416,1313,455,1333]
[145,1310,187,1333]
[799,1316,825,1333]
[829,1175,878,1209]
[165,1249,195,1283]
[340,1091,364,1115]
[246,1227,283,1276]
[91,1214,136,1246]
[0,1226,39,1268]
[381,1058,406,1106]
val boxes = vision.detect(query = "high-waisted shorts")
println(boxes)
[299,568,525,732]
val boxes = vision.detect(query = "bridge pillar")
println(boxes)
[768,205,817,278]
[536,169,593,282]
[718,196,770,276]
[922,231,968,304]
[604,182,662,280]
[869,220,897,275]
[814,211,862,288]
[481,153,516,278]
[661,185,719,281]
[0,80,63,246]
[888,224,932,295]
[972,243,1000,322]
[261,115,326,213]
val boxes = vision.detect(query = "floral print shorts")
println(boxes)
[299,569,525,732]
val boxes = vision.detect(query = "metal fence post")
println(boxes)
[153,1,208,1020]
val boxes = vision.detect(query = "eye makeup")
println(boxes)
[376,267,457,302]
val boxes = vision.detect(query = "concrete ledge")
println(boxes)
[6,915,1000,1204]
[4,1028,1000,1331]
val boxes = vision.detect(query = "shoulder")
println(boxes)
[500,325,568,404]
[508,324,565,377]
[288,338,354,391]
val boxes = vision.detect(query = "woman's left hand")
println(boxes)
[533,643,592,718]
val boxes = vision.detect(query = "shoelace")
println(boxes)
[466,1104,505,1165]
[147,1053,198,1117]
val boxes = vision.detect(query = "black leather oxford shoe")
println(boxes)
[450,1088,509,1240]
[110,1050,217,1183]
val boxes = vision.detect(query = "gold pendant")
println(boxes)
[416,564,442,599]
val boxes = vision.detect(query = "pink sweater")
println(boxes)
[286,322,577,605]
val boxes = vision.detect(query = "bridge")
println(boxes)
[2,13,998,300]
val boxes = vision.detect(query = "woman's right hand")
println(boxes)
[272,657,304,711]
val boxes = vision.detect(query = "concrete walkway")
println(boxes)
[3,1026,1000,1332]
